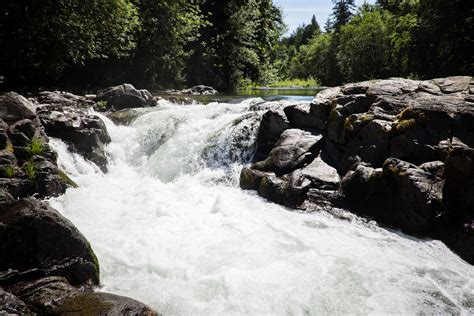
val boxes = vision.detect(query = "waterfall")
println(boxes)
[49,99,474,315]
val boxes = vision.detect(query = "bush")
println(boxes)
[26,138,45,157]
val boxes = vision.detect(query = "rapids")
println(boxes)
[49,98,474,315]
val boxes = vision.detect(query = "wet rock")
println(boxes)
[107,109,141,125]
[38,105,111,172]
[5,276,157,315]
[177,85,218,96]
[253,129,323,176]
[96,83,156,110]
[55,291,157,315]
[257,171,311,208]
[0,288,31,315]
[254,109,290,161]
[240,167,272,191]
[284,103,316,128]
[0,92,37,123]
[0,198,100,287]
[8,119,37,147]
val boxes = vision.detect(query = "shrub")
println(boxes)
[26,138,45,157]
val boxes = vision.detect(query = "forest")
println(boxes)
[0,0,472,91]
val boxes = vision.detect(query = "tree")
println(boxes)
[331,0,356,30]
[414,0,474,77]
[0,0,139,88]
[338,9,395,81]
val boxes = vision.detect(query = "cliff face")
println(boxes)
[241,76,474,264]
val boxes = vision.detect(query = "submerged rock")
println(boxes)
[175,85,218,96]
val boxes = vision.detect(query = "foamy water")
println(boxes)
[50,99,474,315]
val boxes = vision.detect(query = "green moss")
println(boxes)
[23,160,36,180]
[396,107,427,122]
[395,118,416,132]
[58,170,78,188]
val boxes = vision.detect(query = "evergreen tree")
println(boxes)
[331,0,356,30]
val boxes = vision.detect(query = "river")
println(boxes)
[49,95,474,315]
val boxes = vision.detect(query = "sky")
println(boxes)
[274,0,375,34]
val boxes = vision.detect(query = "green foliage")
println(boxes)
[3,165,15,178]
[24,160,37,181]
[96,100,108,111]
[26,138,45,157]
[338,9,395,82]
[0,0,139,86]
[58,170,79,188]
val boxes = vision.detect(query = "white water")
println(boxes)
[50,99,474,315]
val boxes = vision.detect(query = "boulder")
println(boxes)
[341,158,444,234]
[254,110,290,161]
[178,85,218,96]
[257,171,311,208]
[0,199,100,287]
[37,91,89,106]
[284,103,316,128]
[38,105,111,172]
[0,92,36,123]
[4,276,157,315]
[240,167,272,191]
[253,129,323,176]
[300,155,340,190]
[96,84,156,110]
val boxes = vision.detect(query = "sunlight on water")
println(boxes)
[50,99,474,315]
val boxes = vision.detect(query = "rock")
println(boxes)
[432,76,471,94]
[0,198,100,287]
[107,109,141,125]
[38,105,111,172]
[258,171,311,208]
[240,167,272,191]
[443,147,474,218]
[178,85,218,96]
[300,155,340,190]
[341,158,444,234]
[96,84,156,110]
[253,129,323,176]
[310,87,342,130]
[0,288,31,314]
[7,119,37,147]
[0,92,37,123]
[254,110,290,161]
[37,91,88,106]
[284,103,316,128]
[0,178,35,199]
[5,276,157,315]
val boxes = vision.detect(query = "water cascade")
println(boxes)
[50,99,474,315]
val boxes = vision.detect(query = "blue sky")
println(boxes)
[274,0,375,34]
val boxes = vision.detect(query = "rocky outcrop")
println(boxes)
[96,83,156,110]
[241,76,474,264]
[38,105,111,172]
[0,93,74,199]
[0,90,157,314]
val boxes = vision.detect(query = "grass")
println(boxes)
[3,165,15,178]
[96,100,108,111]
[23,160,37,181]
[58,170,78,188]
[26,138,45,157]
[240,77,321,89]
